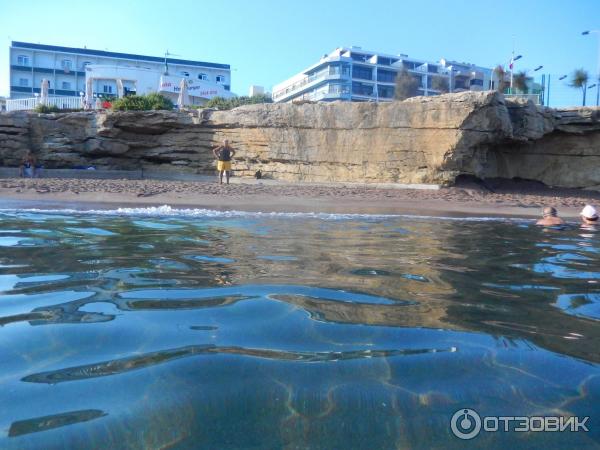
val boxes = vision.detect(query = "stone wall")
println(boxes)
[1,91,599,188]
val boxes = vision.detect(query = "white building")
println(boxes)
[272,47,492,103]
[8,41,232,102]
[83,64,235,107]
[249,85,265,96]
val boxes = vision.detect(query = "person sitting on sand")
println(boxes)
[536,206,564,226]
[580,205,598,225]
[212,139,236,185]
[19,152,37,178]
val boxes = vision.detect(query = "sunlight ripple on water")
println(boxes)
[0,208,599,449]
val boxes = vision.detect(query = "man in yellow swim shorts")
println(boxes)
[212,139,236,185]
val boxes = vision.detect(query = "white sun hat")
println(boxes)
[580,205,598,219]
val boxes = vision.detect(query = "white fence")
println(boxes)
[504,94,541,105]
[6,96,84,112]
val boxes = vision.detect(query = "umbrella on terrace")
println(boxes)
[116,79,124,98]
[177,78,190,109]
[40,79,49,105]
[85,77,94,110]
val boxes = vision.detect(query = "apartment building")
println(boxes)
[8,41,231,99]
[272,47,492,103]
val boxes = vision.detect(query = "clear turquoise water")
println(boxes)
[0,207,599,449]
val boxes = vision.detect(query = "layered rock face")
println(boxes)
[0,91,599,188]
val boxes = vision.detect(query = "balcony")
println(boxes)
[273,68,350,101]
[10,65,85,76]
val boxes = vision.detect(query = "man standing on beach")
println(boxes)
[212,139,236,185]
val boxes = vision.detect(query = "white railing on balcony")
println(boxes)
[273,69,351,101]
[6,96,84,112]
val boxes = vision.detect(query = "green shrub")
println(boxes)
[146,93,174,110]
[204,93,273,110]
[34,104,61,113]
[111,93,174,111]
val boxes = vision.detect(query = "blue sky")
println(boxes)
[1,0,599,106]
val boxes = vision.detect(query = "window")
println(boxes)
[103,85,113,93]
[378,85,395,98]
[377,70,396,83]
[19,78,29,87]
[61,59,72,70]
[181,71,190,77]
[198,73,208,81]
[82,61,92,69]
[350,53,372,62]
[62,81,71,90]
[216,75,225,83]
[352,65,373,81]
[17,55,30,66]
[470,79,484,86]
[352,81,374,96]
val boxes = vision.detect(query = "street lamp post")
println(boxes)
[582,30,600,106]
[509,53,523,92]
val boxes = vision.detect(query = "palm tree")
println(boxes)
[493,65,506,93]
[570,69,589,106]
[513,71,528,94]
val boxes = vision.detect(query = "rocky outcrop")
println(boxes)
[0,91,599,188]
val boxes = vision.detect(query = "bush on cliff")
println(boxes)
[394,69,420,100]
[202,94,273,110]
[111,93,174,111]
[34,104,61,113]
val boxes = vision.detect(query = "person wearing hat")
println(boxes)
[536,206,564,226]
[580,205,599,225]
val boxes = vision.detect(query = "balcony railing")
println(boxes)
[273,69,350,100]
[6,96,84,112]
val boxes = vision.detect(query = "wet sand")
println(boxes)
[0,177,599,218]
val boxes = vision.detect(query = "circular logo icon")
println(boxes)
[450,408,482,440]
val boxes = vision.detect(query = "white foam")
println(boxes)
[0,205,529,222]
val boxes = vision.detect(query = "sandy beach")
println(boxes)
[1,176,599,218]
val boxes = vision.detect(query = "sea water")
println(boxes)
[0,207,598,449]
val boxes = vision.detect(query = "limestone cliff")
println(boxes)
[0,91,599,188]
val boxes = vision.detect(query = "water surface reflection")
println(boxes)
[0,210,599,449]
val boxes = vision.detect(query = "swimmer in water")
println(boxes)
[536,206,564,227]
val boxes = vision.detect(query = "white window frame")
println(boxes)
[103,85,113,94]
[17,55,30,66]
[216,75,225,84]
[61,59,73,70]
[181,71,190,77]
[198,73,208,81]
[62,81,71,90]
[82,61,92,69]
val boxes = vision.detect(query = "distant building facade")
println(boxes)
[8,41,232,100]
[249,85,265,96]
[272,47,492,103]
